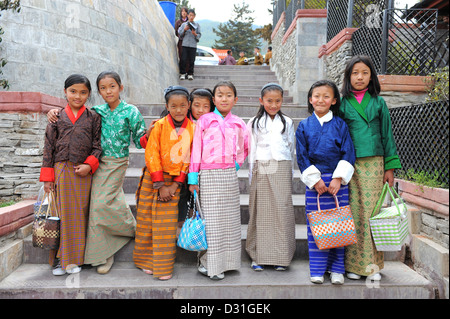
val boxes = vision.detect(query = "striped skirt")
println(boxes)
[49,161,91,269]
[345,156,384,276]
[305,174,348,277]
[84,157,136,266]
[198,168,241,277]
[133,169,180,278]
[246,160,296,267]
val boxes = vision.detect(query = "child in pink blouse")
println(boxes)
[188,81,249,280]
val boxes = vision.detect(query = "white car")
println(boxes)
[195,46,220,65]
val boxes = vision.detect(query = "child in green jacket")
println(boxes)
[339,55,402,282]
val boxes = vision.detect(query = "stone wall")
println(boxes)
[0,0,179,106]
[270,10,327,105]
[0,92,65,200]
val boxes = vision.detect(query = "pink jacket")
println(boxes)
[188,110,249,184]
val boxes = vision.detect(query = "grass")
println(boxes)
[0,200,17,208]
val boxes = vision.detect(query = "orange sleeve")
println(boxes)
[146,120,164,183]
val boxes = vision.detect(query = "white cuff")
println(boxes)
[332,160,355,185]
[301,165,321,189]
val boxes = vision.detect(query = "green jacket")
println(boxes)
[339,93,402,171]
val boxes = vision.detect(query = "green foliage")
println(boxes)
[425,66,449,102]
[398,168,449,189]
[0,199,16,208]
[0,0,21,90]
[212,2,262,58]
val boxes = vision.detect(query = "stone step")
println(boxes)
[179,80,280,89]
[185,74,278,81]
[123,168,305,195]
[195,65,271,71]
[194,70,278,77]
[124,193,307,225]
[127,148,302,172]
[22,224,408,267]
[141,115,306,129]
[21,225,307,265]
[0,260,434,299]
[136,103,310,118]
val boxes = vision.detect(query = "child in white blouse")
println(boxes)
[246,83,296,271]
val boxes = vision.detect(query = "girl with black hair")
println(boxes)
[133,85,194,281]
[246,83,296,272]
[339,55,402,281]
[296,80,356,285]
[40,74,102,276]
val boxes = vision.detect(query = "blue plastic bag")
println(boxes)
[177,190,208,252]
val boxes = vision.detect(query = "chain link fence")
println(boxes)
[390,100,449,186]
[326,0,387,42]
[273,0,327,28]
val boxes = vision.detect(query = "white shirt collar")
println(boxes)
[314,110,333,127]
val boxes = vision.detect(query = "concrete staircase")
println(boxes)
[0,65,435,299]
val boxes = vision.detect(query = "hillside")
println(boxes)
[196,19,268,51]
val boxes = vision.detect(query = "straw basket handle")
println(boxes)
[316,194,340,212]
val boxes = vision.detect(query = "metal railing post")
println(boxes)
[347,0,354,28]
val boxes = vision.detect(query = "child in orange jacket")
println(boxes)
[133,86,195,281]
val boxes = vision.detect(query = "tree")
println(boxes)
[212,2,261,58]
[0,0,21,90]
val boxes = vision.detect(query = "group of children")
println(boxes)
[40,55,401,285]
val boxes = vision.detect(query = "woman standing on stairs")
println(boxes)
[47,71,148,275]
[246,83,296,272]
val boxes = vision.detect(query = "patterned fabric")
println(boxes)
[84,157,137,266]
[345,156,385,276]
[306,174,348,277]
[91,101,146,158]
[198,168,241,277]
[177,195,207,252]
[48,161,92,269]
[40,106,102,182]
[246,160,295,267]
[133,169,180,278]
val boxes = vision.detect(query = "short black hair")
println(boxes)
[190,88,215,113]
[96,71,122,91]
[307,80,341,116]
[188,9,196,15]
[341,55,381,98]
[164,85,190,103]
[65,74,92,93]
[213,81,237,97]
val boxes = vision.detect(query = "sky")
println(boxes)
[186,0,421,26]
[187,0,273,26]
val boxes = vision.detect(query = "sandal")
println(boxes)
[142,269,153,275]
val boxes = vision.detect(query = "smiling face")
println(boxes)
[350,62,372,91]
[166,94,190,123]
[64,83,90,111]
[213,86,238,117]
[309,85,337,118]
[98,76,124,109]
[261,89,283,119]
[190,97,211,120]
